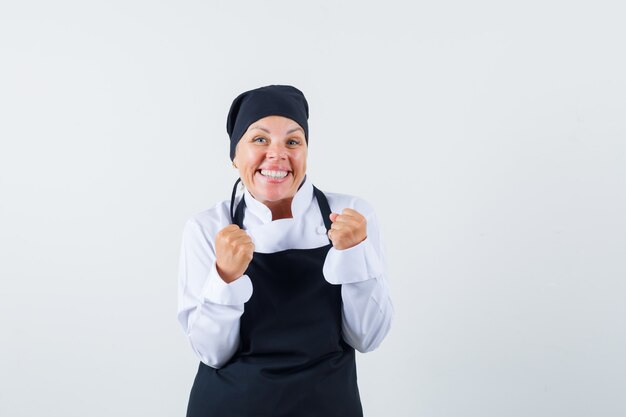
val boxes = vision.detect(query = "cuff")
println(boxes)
[322,236,384,285]
[201,262,253,305]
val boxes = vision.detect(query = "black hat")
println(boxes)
[226,85,309,161]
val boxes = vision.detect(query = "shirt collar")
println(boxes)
[243,176,314,224]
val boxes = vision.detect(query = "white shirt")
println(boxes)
[177,176,394,369]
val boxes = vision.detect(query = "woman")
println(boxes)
[177,85,393,417]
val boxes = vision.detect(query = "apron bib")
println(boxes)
[186,186,363,417]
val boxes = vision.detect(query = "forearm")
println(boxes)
[340,277,394,352]
[322,236,394,352]
[178,258,253,368]
[182,299,245,368]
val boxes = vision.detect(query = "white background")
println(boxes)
[1,1,625,416]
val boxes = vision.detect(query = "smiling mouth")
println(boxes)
[257,169,290,179]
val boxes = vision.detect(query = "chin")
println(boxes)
[258,191,290,202]
[254,185,295,202]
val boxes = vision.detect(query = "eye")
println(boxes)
[252,137,267,143]
[287,139,301,146]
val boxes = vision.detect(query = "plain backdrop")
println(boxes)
[1,1,625,416]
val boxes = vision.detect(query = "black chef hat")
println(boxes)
[226,85,309,161]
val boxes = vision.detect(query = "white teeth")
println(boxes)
[260,169,288,179]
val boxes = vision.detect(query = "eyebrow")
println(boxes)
[249,125,304,135]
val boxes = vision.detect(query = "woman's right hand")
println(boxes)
[215,224,255,283]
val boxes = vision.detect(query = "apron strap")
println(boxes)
[312,185,333,235]
[230,178,242,224]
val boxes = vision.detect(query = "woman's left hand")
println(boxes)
[328,208,367,250]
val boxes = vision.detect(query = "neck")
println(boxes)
[262,198,294,220]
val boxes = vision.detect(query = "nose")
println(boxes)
[266,141,287,160]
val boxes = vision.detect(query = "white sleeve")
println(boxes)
[322,205,394,353]
[177,218,253,368]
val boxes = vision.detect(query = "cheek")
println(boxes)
[295,153,307,171]
[239,150,264,169]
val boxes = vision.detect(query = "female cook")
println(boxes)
[177,85,394,417]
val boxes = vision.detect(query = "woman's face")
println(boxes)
[233,115,308,206]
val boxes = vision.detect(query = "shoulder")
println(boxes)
[182,197,242,243]
[322,190,376,219]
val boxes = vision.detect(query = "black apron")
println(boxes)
[186,185,363,417]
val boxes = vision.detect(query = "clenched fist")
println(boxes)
[215,224,255,283]
[327,208,367,250]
